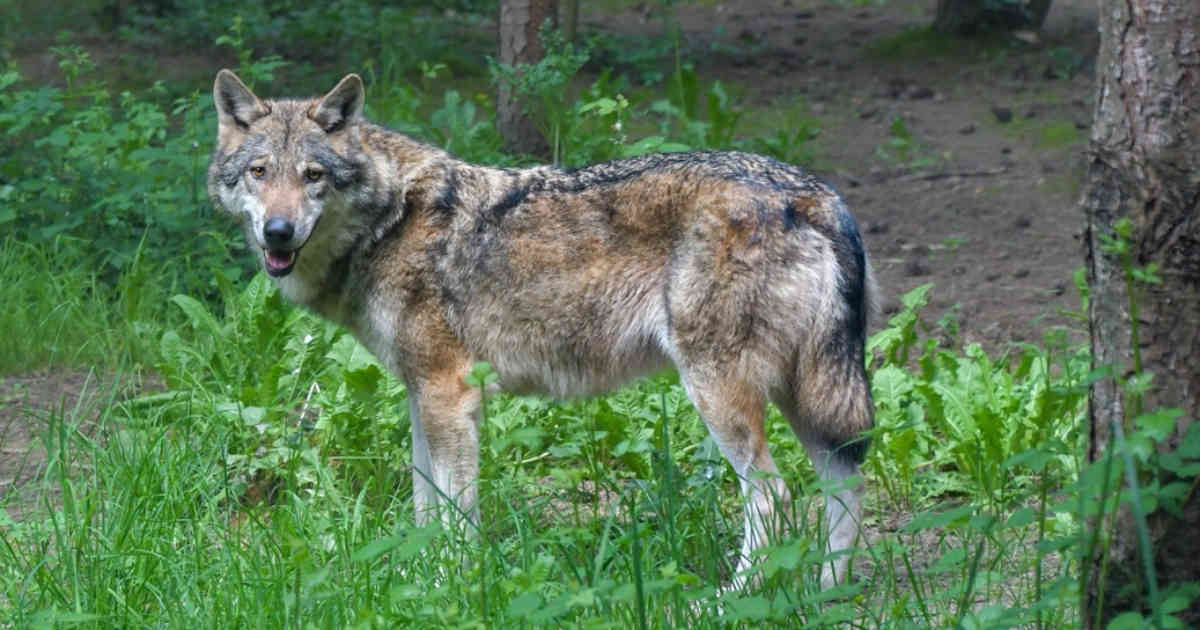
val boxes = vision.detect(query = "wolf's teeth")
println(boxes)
[266,249,296,269]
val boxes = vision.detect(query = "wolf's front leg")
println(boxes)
[409,396,438,522]
[408,367,483,530]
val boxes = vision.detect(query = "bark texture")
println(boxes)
[1082,0,1200,625]
[497,0,554,158]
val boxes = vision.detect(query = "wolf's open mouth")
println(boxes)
[264,248,299,277]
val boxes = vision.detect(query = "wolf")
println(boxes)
[207,69,875,589]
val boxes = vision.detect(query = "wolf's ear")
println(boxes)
[213,69,270,130]
[309,74,364,133]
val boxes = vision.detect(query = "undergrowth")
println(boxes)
[1,273,1104,628]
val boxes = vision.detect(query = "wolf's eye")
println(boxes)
[248,165,266,179]
[304,169,324,183]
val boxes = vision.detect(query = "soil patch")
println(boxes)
[0,370,159,523]
[0,370,101,522]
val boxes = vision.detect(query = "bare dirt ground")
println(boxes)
[0,371,104,522]
[2,0,1098,528]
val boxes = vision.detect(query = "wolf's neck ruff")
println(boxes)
[207,69,875,591]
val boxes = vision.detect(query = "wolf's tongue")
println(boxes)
[266,249,296,270]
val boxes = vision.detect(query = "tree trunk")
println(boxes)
[561,0,579,44]
[1081,0,1200,625]
[933,0,1053,35]
[497,0,554,159]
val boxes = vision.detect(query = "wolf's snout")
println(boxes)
[261,217,301,277]
[263,217,295,247]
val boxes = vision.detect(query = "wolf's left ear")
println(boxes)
[310,74,364,133]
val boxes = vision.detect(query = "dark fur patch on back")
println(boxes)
[489,185,529,220]
[782,201,802,231]
[434,167,460,216]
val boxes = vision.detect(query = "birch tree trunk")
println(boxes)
[497,0,554,158]
[1081,0,1200,625]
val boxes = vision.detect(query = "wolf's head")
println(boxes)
[207,70,366,281]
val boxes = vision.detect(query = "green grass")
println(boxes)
[867,26,1012,61]
[0,238,165,374]
[1036,121,1084,149]
[0,276,1093,628]
[989,116,1086,153]
[738,96,823,169]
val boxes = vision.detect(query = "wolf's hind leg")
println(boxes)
[775,349,873,589]
[677,370,787,589]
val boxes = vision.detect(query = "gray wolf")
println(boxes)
[207,69,875,589]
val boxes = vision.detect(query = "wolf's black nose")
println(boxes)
[263,218,295,247]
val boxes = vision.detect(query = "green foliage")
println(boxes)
[214,15,290,88]
[107,0,496,85]
[876,116,939,170]
[745,107,820,167]
[2,270,1111,628]
[648,64,742,152]
[425,89,506,162]
[362,63,510,166]
[1080,216,1197,624]
[869,26,965,59]
[0,0,16,60]
[0,52,243,294]
[153,274,409,491]
[867,285,1089,511]
[869,25,1013,60]
[1097,217,1160,416]
[1046,45,1086,80]
[489,25,816,168]
[490,23,593,165]
[1036,120,1083,149]
[0,237,162,372]
[587,31,677,86]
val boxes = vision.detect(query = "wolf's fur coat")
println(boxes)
[207,70,875,588]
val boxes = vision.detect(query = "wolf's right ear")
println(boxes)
[213,69,270,131]
[309,74,364,133]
